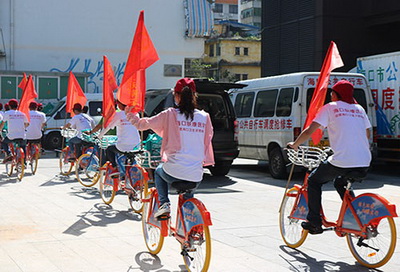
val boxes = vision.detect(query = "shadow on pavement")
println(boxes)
[40,174,77,186]
[279,245,380,272]
[63,203,140,236]
[131,251,187,272]
[230,160,400,191]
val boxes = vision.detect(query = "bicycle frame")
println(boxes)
[288,172,398,238]
[26,142,40,161]
[144,188,212,239]
[8,142,25,164]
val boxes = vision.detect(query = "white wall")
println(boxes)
[0,0,205,92]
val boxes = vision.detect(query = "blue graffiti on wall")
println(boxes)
[50,58,126,93]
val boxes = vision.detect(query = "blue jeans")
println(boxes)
[307,161,369,226]
[154,164,199,205]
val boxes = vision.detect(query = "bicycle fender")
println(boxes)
[180,198,212,234]
[343,193,398,230]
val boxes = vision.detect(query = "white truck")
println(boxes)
[356,52,400,163]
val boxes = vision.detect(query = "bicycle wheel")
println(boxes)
[127,167,147,213]
[182,224,212,272]
[142,193,164,254]
[30,152,39,175]
[346,217,397,268]
[59,149,73,176]
[279,187,308,248]
[16,149,25,181]
[76,153,100,187]
[98,169,116,204]
[5,160,14,176]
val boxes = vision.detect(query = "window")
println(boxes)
[254,8,262,16]
[229,5,238,14]
[235,47,240,55]
[209,44,214,57]
[242,74,248,80]
[235,74,241,81]
[254,89,278,117]
[276,88,294,116]
[198,94,229,130]
[216,44,221,56]
[214,3,223,13]
[243,47,249,56]
[234,92,255,117]
[89,101,103,116]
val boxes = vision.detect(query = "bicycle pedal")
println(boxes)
[322,227,334,232]
[156,214,170,221]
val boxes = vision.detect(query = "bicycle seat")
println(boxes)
[171,181,197,194]
[343,170,368,183]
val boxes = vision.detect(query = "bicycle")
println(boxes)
[4,139,25,181]
[59,128,91,176]
[142,181,212,272]
[279,146,398,268]
[26,139,41,175]
[75,132,102,187]
[98,147,150,213]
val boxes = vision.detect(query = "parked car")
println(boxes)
[145,79,246,176]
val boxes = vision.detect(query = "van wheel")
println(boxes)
[268,148,287,179]
[209,161,232,176]
[46,132,62,150]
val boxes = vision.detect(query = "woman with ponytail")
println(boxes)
[126,78,214,217]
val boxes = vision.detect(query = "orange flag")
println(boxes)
[103,56,118,128]
[66,71,87,117]
[304,41,344,144]
[18,73,28,91]
[18,75,38,122]
[118,10,159,112]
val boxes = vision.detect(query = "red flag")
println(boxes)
[66,71,87,117]
[103,56,118,128]
[18,73,28,91]
[304,41,344,144]
[118,10,159,112]
[18,75,38,122]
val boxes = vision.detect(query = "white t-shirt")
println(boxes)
[313,101,372,167]
[69,113,95,138]
[163,109,208,182]
[2,110,28,140]
[102,111,140,152]
[26,110,46,140]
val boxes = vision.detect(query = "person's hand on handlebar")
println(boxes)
[286,142,298,150]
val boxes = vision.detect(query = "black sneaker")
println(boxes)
[301,221,323,234]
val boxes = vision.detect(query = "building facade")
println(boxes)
[204,37,261,82]
[239,0,262,27]
[212,0,239,23]
[0,0,212,100]
[261,0,400,76]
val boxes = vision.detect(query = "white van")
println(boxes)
[44,93,103,149]
[229,72,377,179]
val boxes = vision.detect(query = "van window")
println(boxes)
[89,101,102,116]
[276,88,294,116]
[46,101,64,117]
[234,92,254,117]
[54,106,67,120]
[306,88,368,113]
[254,89,278,117]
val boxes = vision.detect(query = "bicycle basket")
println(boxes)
[286,146,330,169]
[100,135,118,149]
[61,128,78,138]
[141,133,162,168]
[81,131,99,143]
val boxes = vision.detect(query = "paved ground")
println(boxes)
[0,152,399,271]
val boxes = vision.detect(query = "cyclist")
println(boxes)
[287,80,371,234]
[0,99,29,163]
[63,103,95,160]
[98,99,140,177]
[25,101,46,150]
[126,78,214,217]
